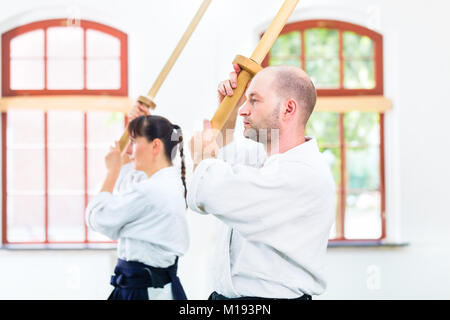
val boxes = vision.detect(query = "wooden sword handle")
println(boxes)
[210,0,300,132]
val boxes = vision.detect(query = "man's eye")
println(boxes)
[250,99,257,104]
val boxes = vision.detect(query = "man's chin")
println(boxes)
[243,128,258,142]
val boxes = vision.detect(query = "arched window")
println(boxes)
[1,19,130,245]
[2,19,127,95]
[264,20,389,242]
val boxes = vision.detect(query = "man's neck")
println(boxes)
[265,131,306,157]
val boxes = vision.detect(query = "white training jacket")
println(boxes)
[85,164,189,269]
[187,138,336,298]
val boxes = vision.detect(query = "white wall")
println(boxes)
[1,0,450,299]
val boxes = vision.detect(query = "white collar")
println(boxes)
[263,137,319,166]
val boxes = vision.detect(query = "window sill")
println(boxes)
[0,243,117,251]
[328,240,409,248]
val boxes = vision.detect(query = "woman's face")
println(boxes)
[130,136,155,171]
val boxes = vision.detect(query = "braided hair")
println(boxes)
[128,115,187,207]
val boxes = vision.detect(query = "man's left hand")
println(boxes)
[190,119,220,169]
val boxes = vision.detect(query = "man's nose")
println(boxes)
[239,101,251,117]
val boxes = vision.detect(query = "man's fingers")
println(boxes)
[203,119,212,130]
[224,80,234,96]
[229,72,237,88]
[218,82,227,97]
[232,63,241,74]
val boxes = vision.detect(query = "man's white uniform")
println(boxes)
[187,137,336,298]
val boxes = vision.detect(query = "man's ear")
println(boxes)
[283,99,298,121]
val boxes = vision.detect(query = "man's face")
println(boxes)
[239,70,281,143]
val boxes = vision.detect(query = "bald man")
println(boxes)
[188,65,336,300]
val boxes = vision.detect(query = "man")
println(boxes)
[188,64,336,300]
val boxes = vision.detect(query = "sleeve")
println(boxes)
[114,163,147,194]
[187,158,288,238]
[85,190,149,240]
[218,139,266,168]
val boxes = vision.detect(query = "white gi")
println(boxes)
[85,164,189,299]
[187,137,335,298]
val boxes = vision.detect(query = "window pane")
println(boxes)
[343,31,374,59]
[87,146,108,194]
[269,57,301,67]
[305,28,339,88]
[346,147,380,191]
[87,112,125,144]
[87,112,125,194]
[7,110,44,145]
[344,191,381,239]
[47,111,84,191]
[305,58,339,88]
[10,29,44,58]
[86,29,120,58]
[47,59,84,89]
[7,148,45,191]
[48,111,84,145]
[270,31,301,58]
[48,195,85,242]
[344,112,379,147]
[10,59,44,90]
[322,148,341,185]
[48,148,84,191]
[47,27,83,58]
[344,60,375,89]
[7,195,45,242]
[343,32,375,89]
[86,58,121,89]
[306,112,340,146]
[305,28,338,59]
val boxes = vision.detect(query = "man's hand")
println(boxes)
[190,119,220,170]
[216,63,249,148]
[217,64,247,108]
[128,101,150,121]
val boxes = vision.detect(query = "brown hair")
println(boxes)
[128,115,187,207]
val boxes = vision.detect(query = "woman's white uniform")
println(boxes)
[85,163,189,299]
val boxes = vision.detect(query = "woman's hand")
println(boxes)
[101,141,123,193]
[105,141,122,173]
[128,101,150,121]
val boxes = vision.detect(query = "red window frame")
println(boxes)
[1,19,128,245]
[2,18,128,96]
[263,20,386,242]
[262,19,384,96]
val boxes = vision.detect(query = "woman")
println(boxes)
[85,114,189,300]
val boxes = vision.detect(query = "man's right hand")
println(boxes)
[128,101,150,121]
[217,64,248,108]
